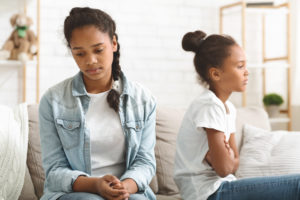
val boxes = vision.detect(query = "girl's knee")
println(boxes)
[59,192,104,200]
[129,193,148,200]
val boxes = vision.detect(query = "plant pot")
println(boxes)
[265,105,280,117]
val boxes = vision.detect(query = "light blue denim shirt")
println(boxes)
[39,71,156,200]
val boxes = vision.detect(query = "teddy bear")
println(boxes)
[0,13,37,63]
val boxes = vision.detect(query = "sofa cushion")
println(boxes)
[156,194,181,200]
[155,106,185,195]
[18,166,38,200]
[235,106,271,152]
[27,104,45,198]
[149,174,159,194]
[236,124,300,178]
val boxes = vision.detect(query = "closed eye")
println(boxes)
[95,49,103,53]
[76,52,84,57]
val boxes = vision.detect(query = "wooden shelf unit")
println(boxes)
[0,0,40,103]
[220,1,292,130]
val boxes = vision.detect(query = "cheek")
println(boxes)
[72,56,87,69]
[73,57,83,66]
[103,51,114,65]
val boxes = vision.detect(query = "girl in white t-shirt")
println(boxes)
[174,30,300,200]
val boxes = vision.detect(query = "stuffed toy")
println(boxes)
[0,13,37,63]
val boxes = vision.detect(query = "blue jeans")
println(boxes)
[208,174,300,200]
[58,192,148,200]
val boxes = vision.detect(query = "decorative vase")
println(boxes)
[266,105,280,117]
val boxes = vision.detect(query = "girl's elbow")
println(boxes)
[216,169,231,178]
[214,164,234,177]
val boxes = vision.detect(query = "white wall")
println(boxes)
[0,0,298,129]
[0,0,225,109]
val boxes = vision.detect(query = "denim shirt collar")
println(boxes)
[72,72,88,97]
[71,71,131,97]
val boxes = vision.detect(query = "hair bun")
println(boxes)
[182,30,206,53]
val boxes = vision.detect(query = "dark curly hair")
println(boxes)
[64,7,121,112]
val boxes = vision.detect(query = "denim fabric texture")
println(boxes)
[59,192,148,200]
[208,174,300,200]
[39,71,156,200]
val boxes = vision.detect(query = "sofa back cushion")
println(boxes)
[27,104,45,198]
[19,166,38,200]
[155,106,185,195]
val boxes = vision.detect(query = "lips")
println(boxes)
[86,67,103,75]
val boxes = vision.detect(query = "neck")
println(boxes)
[209,86,232,103]
[83,75,112,94]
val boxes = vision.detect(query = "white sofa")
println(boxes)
[18,105,271,200]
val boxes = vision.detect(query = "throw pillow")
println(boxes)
[236,124,300,178]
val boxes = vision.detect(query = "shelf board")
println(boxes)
[245,7,289,14]
[0,60,37,67]
[221,2,288,15]
[246,2,274,7]
[269,117,290,123]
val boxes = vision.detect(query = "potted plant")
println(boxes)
[263,93,284,117]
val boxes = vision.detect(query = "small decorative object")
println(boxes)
[0,13,37,63]
[263,93,284,117]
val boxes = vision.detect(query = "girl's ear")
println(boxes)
[112,35,118,52]
[209,67,221,81]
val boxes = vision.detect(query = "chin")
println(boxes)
[240,87,247,92]
[235,87,246,92]
[84,74,104,81]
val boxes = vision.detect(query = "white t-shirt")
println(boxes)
[86,91,126,178]
[174,89,237,200]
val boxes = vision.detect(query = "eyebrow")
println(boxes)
[72,43,103,50]
[236,60,245,63]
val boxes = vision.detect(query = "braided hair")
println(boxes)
[64,7,121,112]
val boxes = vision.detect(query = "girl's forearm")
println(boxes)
[72,176,98,193]
[212,148,237,177]
[122,178,138,194]
[232,156,240,173]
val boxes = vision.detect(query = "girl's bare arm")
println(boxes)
[205,128,239,177]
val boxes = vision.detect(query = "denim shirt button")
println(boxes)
[68,125,72,129]
[136,125,139,129]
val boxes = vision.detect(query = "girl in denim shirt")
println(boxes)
[173,30,300,200]
[39,7,156,200]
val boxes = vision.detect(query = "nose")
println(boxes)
[86,54,98,65]
[245,67,249,76]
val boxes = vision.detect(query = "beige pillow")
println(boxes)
[235,107,271,152]
[155,106,185,195]
[236,124,300,178]
[18,167,38,200]
[27,104,45,198]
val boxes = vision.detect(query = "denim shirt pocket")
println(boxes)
[125,120,144,149]
[56,118,81,150]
